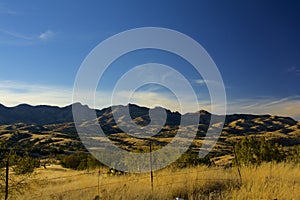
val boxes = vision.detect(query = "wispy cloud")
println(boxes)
[194,79,230,89]
[39,30,55,40]
[194,79,206,85]
[1,80,299,120]
[0,5,22,15]
[0,80,206,113]
[0,29,56,45]
[287,66,300,76]
[227,96,300,120]
[0,29,33,40]
[0,80,72,107]
[0,29,34,45]
[194,79,212,85]
[108,89,205,114]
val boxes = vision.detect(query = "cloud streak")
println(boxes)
[39,30,55,40]
[0,29,33,40]
[0,29,56,45]
[0,80,72,107]
[227,96,300,120]
[194,79,216,85]
[0,5,22,15]
[287,66,300,76]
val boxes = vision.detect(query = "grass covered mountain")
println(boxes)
[0,103,299,162]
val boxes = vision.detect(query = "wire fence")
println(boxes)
[26,166,241,200]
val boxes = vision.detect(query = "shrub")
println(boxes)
[233,136,285,166]
[171,151,213,168]
[60,152,103,170]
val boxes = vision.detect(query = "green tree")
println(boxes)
[285,145,300,164]
[233,136,284,166]
[60,152,104,170]
[171,151,213,168]
[0,142,39,199]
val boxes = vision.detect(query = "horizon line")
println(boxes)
[0,102,298,121]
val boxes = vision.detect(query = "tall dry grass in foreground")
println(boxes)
[8,162,300,200]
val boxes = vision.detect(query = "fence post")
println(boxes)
[5,157,9,200]
[98,166,100,197]
[149,141,154,192]
[232,144,242,185]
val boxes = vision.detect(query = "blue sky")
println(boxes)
[0,0,300,119]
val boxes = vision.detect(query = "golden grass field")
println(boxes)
[4,162,298,200]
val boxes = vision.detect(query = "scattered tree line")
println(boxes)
[59,136,300,171]
[233,136,300,166]
[60,152,104,170]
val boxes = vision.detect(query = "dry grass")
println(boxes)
[4,162,300,200]
[230,162,300,200]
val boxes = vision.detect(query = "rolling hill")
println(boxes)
[0,103,299,162]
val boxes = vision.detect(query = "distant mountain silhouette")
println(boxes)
[0,103,298,135]
[0,103,75,125]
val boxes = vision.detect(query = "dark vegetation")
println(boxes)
[60,152,103,170]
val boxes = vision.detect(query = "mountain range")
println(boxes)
[0,103,299,163]
[0,102,298,128]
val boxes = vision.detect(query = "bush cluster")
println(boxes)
[60,152,103,170]
[233,136,284,166]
